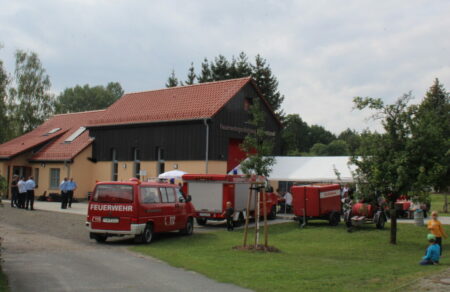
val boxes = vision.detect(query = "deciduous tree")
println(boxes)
[9,50,54,135]
[55,82,124,114]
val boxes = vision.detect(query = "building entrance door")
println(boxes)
[227,138,246,173]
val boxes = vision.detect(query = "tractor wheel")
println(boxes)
[268,205,277,220]
[376,212,386,229]
[180,218,194,235]
[196,218,207,226]
[329,211,341,226]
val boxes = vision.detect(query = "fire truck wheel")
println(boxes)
[233,213,245,227]
[196,218,207,226]
[180,218,194,235]
[93,234,107,243]
[268,206,277,220]
[329,211,340,226]
[140,223,153,244]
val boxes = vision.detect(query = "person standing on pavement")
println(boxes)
[284,190,293,213]
[67,178,77,208]
[25,176,36,210]
[223,201,234,231]
[10,175,19,208]
[60,177,69,209]
[427,211,448,255]
[17,176,27,209]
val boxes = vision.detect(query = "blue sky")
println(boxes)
[1,0,449,134]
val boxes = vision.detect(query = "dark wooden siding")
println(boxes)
[89,83,282,162]
[90,121,207,161]
[209,83,282,160]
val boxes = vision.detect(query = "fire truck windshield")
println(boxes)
[93,184,134,203]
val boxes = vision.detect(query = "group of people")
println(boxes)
[420,211,448,265]
[10,175,36,210]
[59,177,77,209]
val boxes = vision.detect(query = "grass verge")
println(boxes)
[430,194,450,217]
[131,222,450,292]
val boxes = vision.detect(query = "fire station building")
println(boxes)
[0,77,282,199]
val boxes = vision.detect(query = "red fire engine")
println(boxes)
[86,178,196,243]
[182,174,278,226]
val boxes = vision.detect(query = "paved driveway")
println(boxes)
[0,206,252,292]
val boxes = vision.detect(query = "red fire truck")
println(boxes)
[86,178,196,243]
[292,184,342,227]
[182,174,278,226]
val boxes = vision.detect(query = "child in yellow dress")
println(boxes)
[427,211,448,255]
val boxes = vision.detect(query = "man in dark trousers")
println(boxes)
[17,176,27,209]
[25,176,36,210]
[67,178,77,208]
[10,175,19,208]
[223,201,234,231]
[60,177,69,209]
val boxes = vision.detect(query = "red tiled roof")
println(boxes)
[0,110,105,161]
[88,77,253,126]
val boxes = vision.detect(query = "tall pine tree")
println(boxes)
[166,53,285,118]
[166,70,179,87]
[185,62,196,85]
[251,54,284,117]
[197,58,212,83]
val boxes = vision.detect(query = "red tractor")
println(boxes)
[292,184,342,227]
[344,200,387,229]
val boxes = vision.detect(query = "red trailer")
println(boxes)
[182,174,278,226]
[292,184,342,227]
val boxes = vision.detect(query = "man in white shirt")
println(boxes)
[25,176,36,210]
[284,191,293,213]
[17,177,27,209]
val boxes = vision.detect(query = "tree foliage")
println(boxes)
[0,46,11,143]
[350,85,450,244]
[410,79,450,210]
[166,70,180,88]
[240,99,275,177]
[55,82,124,114]
[8,50,54,135]
[167,52,285,118]
[281,114,340,155]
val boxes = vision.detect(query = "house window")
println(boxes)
[156,147,165,175]
[49,168,60,189]
[111,148,118,181]
[34,168,39,188]
[64,127,86,143]
[133,148,141,179]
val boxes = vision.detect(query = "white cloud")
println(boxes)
[1,0,449,134]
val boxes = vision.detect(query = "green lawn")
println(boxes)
[0,270,8,292]
[131,222,450,292]
[430,193,450,217]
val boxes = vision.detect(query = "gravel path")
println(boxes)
[0,206,251,292]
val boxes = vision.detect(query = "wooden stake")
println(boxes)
[254,187,260,247]
[243,184,253,247]
[263,188,268,248]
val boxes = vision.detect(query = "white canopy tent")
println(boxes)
[231,156,356,183]
[158,170,187,179]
